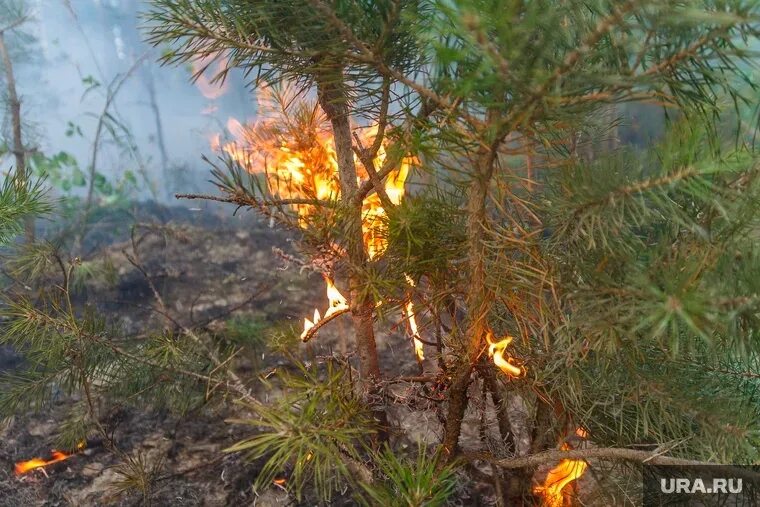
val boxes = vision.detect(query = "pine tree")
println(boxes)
[0,0,35,242]
[145,0,760,503]
[3,0,760,504]
[146,0,435,440]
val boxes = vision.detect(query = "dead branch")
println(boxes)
[0,15,28,34]
[123,226,261,406]
[352,131,395,210]
[176,192,332,208]
[464,448,717,469]
[76,53,150,251]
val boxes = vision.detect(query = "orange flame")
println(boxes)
[534,428,589,506]
[403,274,424,361]
[209,113,410,257]
[404,300,425,362]
[15,450,73,475]
[301,276,349,340]
[210,90,417,347]
[486,330,524,378]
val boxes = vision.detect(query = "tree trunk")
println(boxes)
[144,67,169,197]
[316,69,388,441]
[0,30,34,243]
[441,144,497,458]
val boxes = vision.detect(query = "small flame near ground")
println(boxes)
[15,441,85,476]
[534,428,589,506]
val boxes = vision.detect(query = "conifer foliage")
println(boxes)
[142,0,760,502]
[3,0,760,504]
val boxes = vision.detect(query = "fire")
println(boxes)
[534,428,589,506]
[403,300,425,361]
[325,277,349,317]
[210,91,416,346]
[301,275,349,341]
[359,136,413,259]
[15,450,73,475]
[403,274,425,361]
[208,105,410,258]
[486,330,524,378]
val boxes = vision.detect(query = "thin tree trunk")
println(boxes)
[441,109,501,458]
[479,363,514,454]
[316,69,389,441]
[144,68,169,196]
[0,30,33,243]
[75,56,145,252]
[480,364,517,505]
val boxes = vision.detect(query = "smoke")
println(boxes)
[7,0,255,201]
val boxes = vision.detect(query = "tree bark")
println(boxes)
[0,30,34,243]
[316,68,389,441]
[441,107,501,459]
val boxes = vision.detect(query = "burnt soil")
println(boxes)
[0,201,443,507]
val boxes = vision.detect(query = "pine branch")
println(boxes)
[300,307,350,343]
[307,0,445,106]
[571,165,699,218]
[175,192,332,208]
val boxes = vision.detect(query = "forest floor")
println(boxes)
[0,201,479,506]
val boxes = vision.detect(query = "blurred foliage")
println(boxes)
[357,444,460,507]
[226,359,373,503]
[222,315,269,349]
[0,171,50,245]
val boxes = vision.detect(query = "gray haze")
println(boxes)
[5,0,256,200]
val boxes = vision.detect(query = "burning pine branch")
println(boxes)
[207,88,425,362]
[533,428,589,507]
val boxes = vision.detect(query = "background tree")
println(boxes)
[0,0,35,243]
